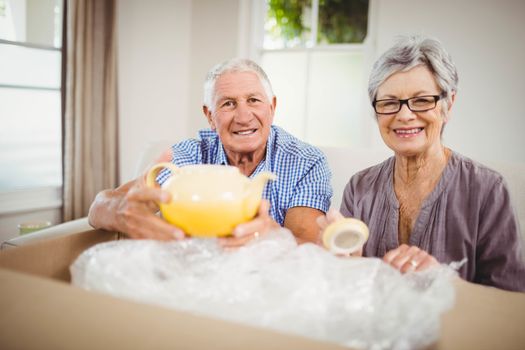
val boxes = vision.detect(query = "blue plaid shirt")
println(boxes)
[157,125,332,225]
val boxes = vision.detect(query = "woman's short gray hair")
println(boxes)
[368,35,459,111]
[203,58,274,110]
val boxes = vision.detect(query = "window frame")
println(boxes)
[0,38,63,216]
[247,0,378,147]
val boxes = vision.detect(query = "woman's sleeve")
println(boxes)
[340,178,356,218]
[475,177,525,292]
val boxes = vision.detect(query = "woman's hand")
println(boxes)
[316,209,363,257]
[218,199,280,249]
[315,208,344,235]
[383,244,439,273]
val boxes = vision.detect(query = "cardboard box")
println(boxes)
[1,229,525,350]
[0,230,348,350]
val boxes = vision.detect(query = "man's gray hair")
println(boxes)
[203,58,274,110]
[368,35,459,112]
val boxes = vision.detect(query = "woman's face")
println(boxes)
[375,65,450,158]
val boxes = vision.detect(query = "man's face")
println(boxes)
[204,71,276,159]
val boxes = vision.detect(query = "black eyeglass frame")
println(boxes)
[372,94,446,115]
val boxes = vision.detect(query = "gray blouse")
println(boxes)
[340,151,525,292]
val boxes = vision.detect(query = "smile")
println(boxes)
[394,127,424,137]
[233,129,257,136]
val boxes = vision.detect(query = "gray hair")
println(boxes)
[368,35,458,113]
[203,58,274,110]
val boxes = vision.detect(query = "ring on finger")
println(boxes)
[253,231,260,240]
[409,259,418,268]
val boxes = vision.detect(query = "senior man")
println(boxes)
[88,58,332,246]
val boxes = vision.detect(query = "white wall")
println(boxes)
[370,0,525,163]
[117,0,242,182]
[117,0,192,183]
[188,0,241,135]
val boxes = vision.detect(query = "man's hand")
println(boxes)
[88,179,185,241]
[218,199,280,249]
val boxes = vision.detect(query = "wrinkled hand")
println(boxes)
[315,208,344,237]
[218,199,280,249]
[383,244,439,273]
[315,209,363,257]
[113,181,185,241]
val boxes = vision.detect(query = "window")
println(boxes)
[0,0,63,212]
[257,0,371,147]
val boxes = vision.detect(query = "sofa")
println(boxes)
[2,143,524,249]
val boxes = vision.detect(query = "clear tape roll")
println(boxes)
[322,218,369,255]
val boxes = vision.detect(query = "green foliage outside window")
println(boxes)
[318,0,368,44]
[266,0,369,46]
[267,0,312,45]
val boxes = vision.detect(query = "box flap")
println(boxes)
[0,268,347,350]
[437,279,525,349]
[0,230,118,281]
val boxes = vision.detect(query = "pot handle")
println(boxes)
[243,171,276,218]
[146,162,180,188]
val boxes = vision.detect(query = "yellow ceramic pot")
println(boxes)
[146,162,276,238]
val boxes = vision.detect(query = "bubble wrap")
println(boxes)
[70,229,457,350]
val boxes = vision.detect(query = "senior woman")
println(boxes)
[320,35,525,292]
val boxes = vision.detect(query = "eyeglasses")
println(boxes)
[372,94,445,115]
